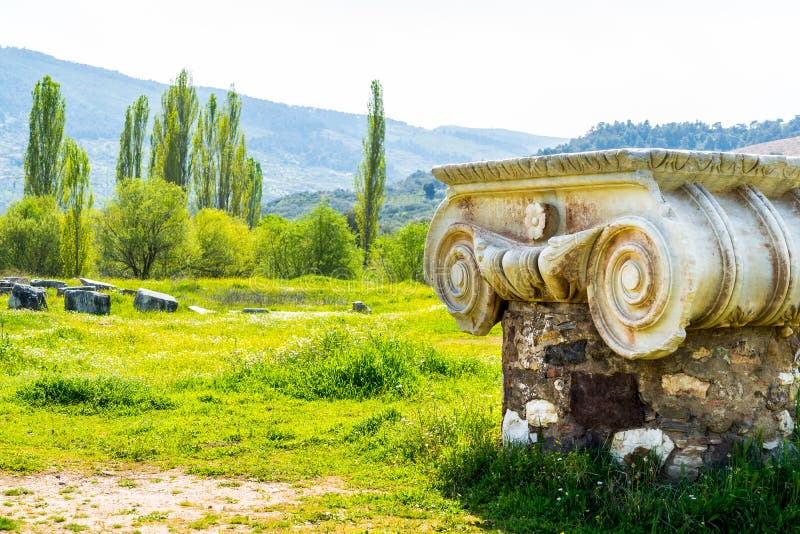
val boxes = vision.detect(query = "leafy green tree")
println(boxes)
[149,70,198,188]
[97,178,189,279]
[190,209,252,277]
[354,79,386,266]
[253,215,308,279]
[58,138,93,277]
[23,75,66,196]
[116,95,149,181]
[302,202,358,279]
[0,196,63,275]
[191,94,217,210]
[372,221,429,282]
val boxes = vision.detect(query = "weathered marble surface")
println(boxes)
[425,148,800,360]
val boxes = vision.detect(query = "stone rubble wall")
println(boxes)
[502,301,798,479]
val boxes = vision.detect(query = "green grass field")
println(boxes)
[1,278,799,532]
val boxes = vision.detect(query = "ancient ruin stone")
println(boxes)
[79,277,115,291]
[502,409,530,446]
[64,290,110,315]
[8,284,47,311]
[30,279,67,289]
[242,308,269,314]
[351,301,372,314]
[133,289,178,312]
[58,285,98,297]
[610,428,674,466]
[188,306,215,315]
[662,373,710,399]
[425,148,800,477]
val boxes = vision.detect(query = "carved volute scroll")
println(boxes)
[425,149,800,360]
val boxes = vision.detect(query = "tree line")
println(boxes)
[538,117,800,155]
[0,72,426,282]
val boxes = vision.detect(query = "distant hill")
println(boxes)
[735,136,800,156]
[0,47,566,211]
[265,170,445,233]
[539,119,800,156]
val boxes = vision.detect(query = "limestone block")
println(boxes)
[79,277,115,291]
[188,305,215,315]
[8,284,47,311]
[351,301,372,314]
[64,290,110,315]
[777,410,795,434]
[134,288,178,312]
[425,148,800,360]
[58,286,99,297]
[661,373,710,399]
[30,279,67,289]
[610,428,674,466]
[502,409,529,446]
[525,399,558,427]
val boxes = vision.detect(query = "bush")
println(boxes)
[190,208,253,277]
[0,196,63,275]
[15,375,174,414]
[371,221,428,282]
[253,202,358,279]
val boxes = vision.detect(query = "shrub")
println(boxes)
[371,221,428,282]
[15,375,174,414]
[0,195,63,275]
[190,208,253,277]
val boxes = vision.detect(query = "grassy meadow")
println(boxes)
[1,278,800,532]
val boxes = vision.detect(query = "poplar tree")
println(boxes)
[24,75,66,196]
[354,79,386,266]
[216,87,243,211]
[58,138,93,276]
[191,94,218,210]
[244,157,263,229]
[117,95,150,181]
[149,69,198,187]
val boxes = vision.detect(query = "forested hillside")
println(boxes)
[0,47,565,211]
[539,118,800,155]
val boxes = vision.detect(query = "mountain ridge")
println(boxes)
[0,47,566,211]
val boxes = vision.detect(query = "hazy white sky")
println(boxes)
[1,0,799,138]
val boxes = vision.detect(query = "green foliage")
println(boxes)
[355,79,386,266]
[243,157,262,229]
[222,327,470,400]
[190,209,252,277]
[23,75,65,197]
[15,375,174,415]
[58,137,93,276]
[149,69,198,188]
[539,117,800,155]
[116,95,149,181]
[0,196,63,275]
[96,178,189,278]
[191,94,217,210]
[371,221,428,282]
[254,203,357,279]
[0,516,20,531]
[216,87,244,213]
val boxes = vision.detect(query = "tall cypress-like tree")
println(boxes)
[354,79,386,266]
[117,95,150,181]
[191,94,218,210]
[149,69,198,188]
[24,75,66,196]
[244,157,263,229]
[216,86,243,212]
[58,137,93,276]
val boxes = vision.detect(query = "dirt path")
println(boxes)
[0,469,347,532]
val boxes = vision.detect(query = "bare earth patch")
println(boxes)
[0,469,347,532]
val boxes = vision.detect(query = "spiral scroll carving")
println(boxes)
[587,217,688,360]
[432,224,504,335]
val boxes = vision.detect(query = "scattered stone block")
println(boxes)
[242,308,269,314]
[351,301,371,314]
[79,277,116,291]
[30,279,67,289]
[64,290,110,315]
[133,288,178,312]
[1,277,30,285]
[661,373,710,399]
[8,284,47,311]
[57,285,97,297]
[525,399,558,427]
[188,305,215,315]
